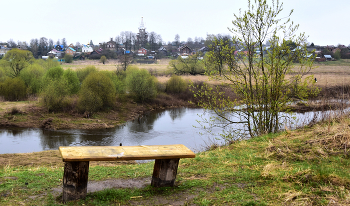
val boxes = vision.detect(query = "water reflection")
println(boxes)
[0,108,212,154]
[1,107,345,154]
[128,110,165,133]
[169,108,186,121]
[39,130,78,149]
[0,128,28,137]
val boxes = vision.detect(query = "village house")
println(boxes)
[82,44,93,53]
[178,45,192,56]
[324,54,333,61]
[65,47,76,56]
[138,47,147,56]
[0,44,11,57]
[90,48,103,56]
[106,38,117,50]
[48,49,62,58]
[157,46,167,56]
[326,45,336,52]
[54,45,64,51]
[198,46,209,55]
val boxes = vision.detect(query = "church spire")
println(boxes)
[139,17,145,30]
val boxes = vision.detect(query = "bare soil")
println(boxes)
[0,150,136,169]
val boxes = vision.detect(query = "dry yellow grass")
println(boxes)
[61,59,350,87]
[0,101,36,115]
[156,75,211,84]
[61,59,171,72]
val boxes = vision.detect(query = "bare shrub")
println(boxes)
[10,107,20,115]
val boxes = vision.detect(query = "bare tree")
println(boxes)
[48,39,54,51]
[175,34,180,47]
[119,54,133,71]
[39,37,48,57]
[30,38,39,58]
[7,39,17,48]
[187,37,194,48]
[62,38,67,48]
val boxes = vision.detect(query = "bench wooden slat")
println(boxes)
[59,144,195,162]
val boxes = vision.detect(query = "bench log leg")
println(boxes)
[62,161,89,202]
[151,158,179,187]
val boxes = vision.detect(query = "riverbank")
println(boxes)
[0,85,349,131]
[0,93,196,130]
[1,114,350,205]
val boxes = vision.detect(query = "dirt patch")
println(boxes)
[87,178,151,192]
[128,192,197,206]
[51,177,151,199]
[0,150,135,169]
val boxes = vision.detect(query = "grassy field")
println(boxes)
[1,116,350,205]
[61,59,350,86]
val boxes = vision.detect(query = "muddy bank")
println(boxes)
[0,93,196,130]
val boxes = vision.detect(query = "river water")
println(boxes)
[0,107,346,154]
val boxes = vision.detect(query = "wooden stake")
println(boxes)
[151,158,179,187]
[62,161,89,202]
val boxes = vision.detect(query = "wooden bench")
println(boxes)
[59,144,195,202]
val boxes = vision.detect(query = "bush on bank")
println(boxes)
[63,68,80,94]
[99,70,126,96]
[166,75,187,94]
[78,72,116,113]
[126,66,157,103]
[76,66,98,83]
[40,79,70,112]
[20,64,45,95]
[0,77,27,101]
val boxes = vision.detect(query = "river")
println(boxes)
[0,107,346,154]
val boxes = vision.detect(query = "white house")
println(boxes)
[82,44,93,53]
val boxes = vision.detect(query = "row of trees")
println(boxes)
[4,32,223,61]
[5,38,68,59]
[113,31,163,52]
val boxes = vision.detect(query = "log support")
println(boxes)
[62,161,89,202]
[151,158,179,187]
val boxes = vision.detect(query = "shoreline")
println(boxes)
[0,97,347,131]
[0,94,197,130]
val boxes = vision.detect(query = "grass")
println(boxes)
[1,116,350,205]
[316,59,350,66]
[60,59,350,87]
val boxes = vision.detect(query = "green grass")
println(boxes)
[1,118,350,205]
[316,59,350,66]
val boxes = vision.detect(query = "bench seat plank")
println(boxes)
[59,144,195,162]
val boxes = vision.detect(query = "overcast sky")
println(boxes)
[1,0,349,46]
